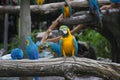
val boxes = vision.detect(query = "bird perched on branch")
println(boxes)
[59,25,78,61]
[62,0,72,18]
[26,36,39,59]
[25,36,39,80]
[88,0,103,28]
[36,0,44,5]
[42,42,62,57]
[11,48,23,60]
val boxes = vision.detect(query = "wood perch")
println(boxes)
[40,14,63,43]
[0,0,110,14]
[0,58,120,80]
[59,8,120,25]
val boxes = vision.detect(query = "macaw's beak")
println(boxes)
[59,30,68,36]
[26,39,29,46]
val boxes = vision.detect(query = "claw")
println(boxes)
[63,57,67,62]
[72,56,76,61]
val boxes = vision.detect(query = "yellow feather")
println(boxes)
[61,29,75,56]
[64,6,70,18]
[36,0,44,5]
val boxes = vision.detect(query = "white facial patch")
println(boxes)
[63,30,67,34]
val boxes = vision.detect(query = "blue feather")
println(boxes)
[89,0,103,27]
[11,48,23,60]
[26,36,39,59]
[110,0,120,3]
[59,39,63,57]
[73,37,78,56]
[49,42,62,56]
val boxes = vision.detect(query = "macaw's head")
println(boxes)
[59,25,71,37]
[26,36,33,46]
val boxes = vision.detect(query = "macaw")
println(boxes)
[25,36,39,80]
[110,0,120,3]
[36,0,44,5]
[1,48,23,60]
[11,48,23,60]
[88,0,103,28]
[62,0,72,18]
[43,42,62,57]
[59,25,78,61]
[26,36,39,59]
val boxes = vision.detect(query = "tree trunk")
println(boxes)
[20,0,31,55]
[19,0,32,80]
[0,58,120,80]
[0,0,110,14]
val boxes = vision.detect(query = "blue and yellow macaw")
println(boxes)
[110,0,120,3]
[62,0,72,18]
[25,36,39,80]
[59,25,78,61]
[26,36,39,59]
[36,0,44,5]
[11,48,23,60]
[43,42,62,57]
[88,0,103,27]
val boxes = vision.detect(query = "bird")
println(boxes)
[25,36,39,59]
[1,48,23,60]
[36,0,44,5]
[59,25,78,61]
[25,36,39,80]
[43,42,62,57]
[110,0,120,3]
[11,48,23,60]
[62,0,72,18]
[88,0,103,28]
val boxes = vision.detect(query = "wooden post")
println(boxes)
[3,13,8,51]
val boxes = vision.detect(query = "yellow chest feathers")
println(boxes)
[61,35,75,55]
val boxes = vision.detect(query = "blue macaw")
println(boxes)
[88,0,103,28]
[11,48,23,60]
[25,36,39,80]
[1,48,23,60]
[110,0,120,3]
[62,0,72,18]
[59,25,78,61]
[26,36,39,59]
[43,42,62,57]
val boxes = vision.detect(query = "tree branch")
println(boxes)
[59,8,120,25]
[0,0,110,14]
[0,58,120,80]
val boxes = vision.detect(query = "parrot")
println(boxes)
[62,0,72,18]
[110,0,120,3]
[59,25,78,61]
[88,0,103,28]
[11,48,23,60]
[42,42,62,57]
[25,36,39,80]
[36,0,44,5]
[1,48,23,60]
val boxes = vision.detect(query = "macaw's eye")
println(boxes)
[26,39,29,46]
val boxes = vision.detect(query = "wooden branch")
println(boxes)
[46,24,85,42]
[0,58,120,80]
[40,14,63,43]
[0,0,110,14]
[59,8,120,25]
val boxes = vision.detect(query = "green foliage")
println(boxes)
[78,28,111,58]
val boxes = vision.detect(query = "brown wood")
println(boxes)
[0,58,120,80]
[0,0,110,14]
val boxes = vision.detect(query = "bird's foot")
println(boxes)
[72,56,76,61]
[63,57,67,62]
